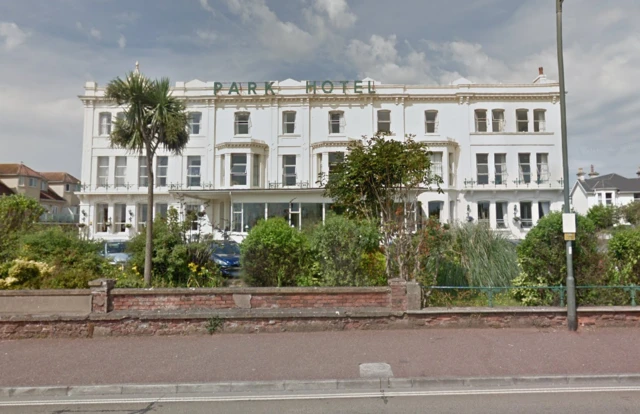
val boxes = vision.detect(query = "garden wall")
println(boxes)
[0,289,91,314]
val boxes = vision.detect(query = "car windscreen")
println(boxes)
[106,242,127,254]
[212,242,241,256]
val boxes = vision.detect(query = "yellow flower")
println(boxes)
[188,262,198,273]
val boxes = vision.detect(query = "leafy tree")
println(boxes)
[323,132,442,280]
[620,202,640,226]
[241,218,309,287]
[607,227,640,285]
[105,70,189,286]
[586,204,619,231]
[0,194,45,262]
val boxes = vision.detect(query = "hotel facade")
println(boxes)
[78,68,564,242]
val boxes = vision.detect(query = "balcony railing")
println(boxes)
[268,181,311,189]
[39,213,79,224]
[463,177,564,189]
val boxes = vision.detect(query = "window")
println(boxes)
[99,113,112,135]
[97,156,109,187]
[234,112,250,135]
[283,111,296,134]
[492,109,505,132]
[189,112,202,135]
[116,112,125,123]
[137,204,148,232]
[231,154,247,186]
[431,152,443,176]
[138,156,148,187]
[40,181,47,191]
[477,201,490,223]
[496,202,508,229]
[96,203,108,233]
[252,154,260,187]
[597,193,603,205]
[534,109,546,132]
[289,202,301,229]
[113,203,126,232]
[520,202,533,228]
[425,110,438,133]
[536,153,549,183]
[516,109,529,132]
[538,201,550,220]
[377,110,391,133]
[476,154,489,185]
[494,154,507,185]
[187,156,201,187]
[328,152,344,175]
[185,204,199,231]
[605,192,613,206]
[448,153,455,187]
[220,155,225,187]
[283,155,297,186]
[518,153,531,184]
[18,176,24,186]
[474,109,488,132]
[329,111,344,134]
[114,156,127,188]
[232,203,243,232]
[156,156,168,187]
[65,183,71,192]
[28,177,38,187]
[428,201,443,220]
[156,203,168,220]
[635,193,640,201]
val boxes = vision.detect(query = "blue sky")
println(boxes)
[0,0,638,179]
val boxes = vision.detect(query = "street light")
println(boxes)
[556,0,577,331]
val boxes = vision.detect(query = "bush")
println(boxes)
[0,194,46,262]
[621,202,640,226]
[607,227,640,285]
[587,204,619,231]
[241,218,309,287]
[307,214,381,286]
[517,212,600,287]
[1,259,54,290]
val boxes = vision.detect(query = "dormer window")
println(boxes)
[234,112,250,135]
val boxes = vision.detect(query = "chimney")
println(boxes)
[636,166,640,178]
[577,167,585,181]
[538,67,544,75]
[588,164,599,178]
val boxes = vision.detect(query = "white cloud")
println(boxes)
[118,34,126,49]
[313,0,357,29]
[199,0,216,15]
[89,28,101,40]
[196,29,217,43]
[0,22,28,50]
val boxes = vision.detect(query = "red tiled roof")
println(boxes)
[0,180,14,196]
[0,163,44,179]
[40,188,65,202]
[39,172,80,184]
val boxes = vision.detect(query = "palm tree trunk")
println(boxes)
[144,146,154,286]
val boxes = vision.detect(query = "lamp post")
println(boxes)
[556,0,577,331]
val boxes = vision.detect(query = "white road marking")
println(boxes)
[3,385,640,406]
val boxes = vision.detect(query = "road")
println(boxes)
[2,385,640,413]
[1,327,640,387]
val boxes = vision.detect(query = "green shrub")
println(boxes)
[0,194,46,262]
[586,204,619,231]
[241,218,309,287]
[621,202,640,226]
[517,212,600,287]
[307,214,381,286]
[607,227,640,285]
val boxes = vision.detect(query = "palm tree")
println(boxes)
[105,67,189,286]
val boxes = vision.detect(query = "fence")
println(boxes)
[421,285,640,308]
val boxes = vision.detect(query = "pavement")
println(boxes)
[2,327,640,389]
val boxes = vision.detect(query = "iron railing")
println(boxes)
[421,285,640,308]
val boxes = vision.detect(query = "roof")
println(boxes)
[39,172,80,184]
[577,173,640,193]
[0,163,44,179]
[39,188,65,202]
[0,180,14,196]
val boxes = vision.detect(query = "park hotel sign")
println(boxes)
[213,80,376,95]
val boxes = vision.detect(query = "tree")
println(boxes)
[621,202,640,226]
[586,204,619,231]
[323,132,442,280]
[105,70,189,286]
[0,194,45,262]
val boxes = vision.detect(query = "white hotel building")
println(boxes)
[78,67,564,241]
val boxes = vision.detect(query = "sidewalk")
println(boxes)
[1,327,639,388]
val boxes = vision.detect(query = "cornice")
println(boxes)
[215,139,269,151]
[310,139,357,150]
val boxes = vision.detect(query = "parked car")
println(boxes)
[101,241,131,265]
[210,240,242,278]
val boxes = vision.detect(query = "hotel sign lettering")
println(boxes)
[213,81,376,95]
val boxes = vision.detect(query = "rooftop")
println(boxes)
[40,172,80,184]
[578,173,640,193]
[0,163,44,179]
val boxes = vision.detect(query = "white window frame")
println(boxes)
[496,201,508,229]
[377,110,391,134]
[234,112,251,135]
[282,111,296,134]
[520,201,533,228]
[113,203,127,233]
[431,152,443,177]
[425,110,438,133]
[187,156,201,187]
[516,109,529,132]
[138,156,148,187]
[252,154,260,187]
[477,201,490,223]
[492,109,505,132]
[534,109,546,132]
[114,156,127,188]
[155,203,168,220]
[329,111,345,134]
[95,203,109,233]
[474,109,488,132]
[156,156,168,187]
[28,177,38,188]
[231,154,247,186]
[189,112,202,135]
[494,153,507,185]
[476,153,489,185]
[536,153,549,183]
[328,152,344,176]
[97,156,109,188]
[99,112,112,136]
[518,153,531,184]
[137,203,148,232]
[283,155,297,186]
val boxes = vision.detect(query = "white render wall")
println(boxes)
[78,77,564,241]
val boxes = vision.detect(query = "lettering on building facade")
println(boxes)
[212,81,376,95]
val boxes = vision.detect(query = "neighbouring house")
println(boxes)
[570,165,640,215]
[0,163,80,223]
[78,65,564,241]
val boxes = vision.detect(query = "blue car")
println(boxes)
[211,241,242,278]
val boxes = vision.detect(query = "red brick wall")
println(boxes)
[110,288,391,312]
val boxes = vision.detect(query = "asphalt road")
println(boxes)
[1,327,640,387]
[3,386,640,413]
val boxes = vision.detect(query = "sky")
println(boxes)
[0,0,638,179]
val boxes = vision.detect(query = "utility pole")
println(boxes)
[556,0,577,331]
